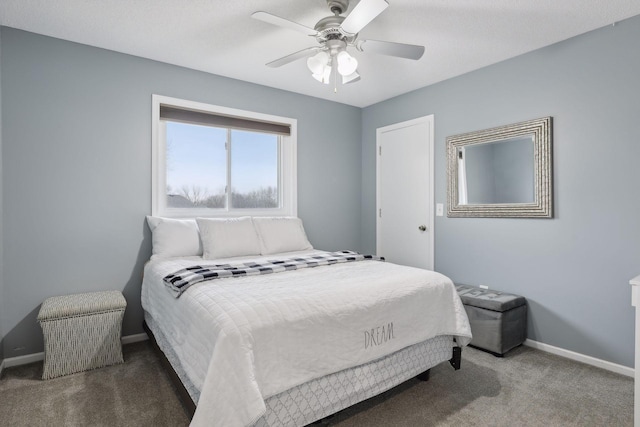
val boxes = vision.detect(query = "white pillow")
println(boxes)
[253,217,313,255]
[196,217,262,259]
[146,216,202,259]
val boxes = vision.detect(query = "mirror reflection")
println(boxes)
[458,135,535,205]
[446,116,552,218]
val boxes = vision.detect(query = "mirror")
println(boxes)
[447,117,552,218]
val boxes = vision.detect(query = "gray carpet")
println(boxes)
[0,342,190,426]
[0,342,633,426]
[328,345,633,426]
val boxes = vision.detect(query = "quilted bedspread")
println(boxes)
[141,250,471,427]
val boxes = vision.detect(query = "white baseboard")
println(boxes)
[121,332,149,345]
[524,339,634,378]
[3,333,631,378]
[4,351,44,368]
[2,332,150,369]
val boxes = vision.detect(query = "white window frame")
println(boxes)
[152,94,297,218]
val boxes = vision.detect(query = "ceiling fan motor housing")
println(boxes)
[314,15,356,44]
[326,39,347,56]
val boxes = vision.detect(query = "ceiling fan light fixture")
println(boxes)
[342,70,361,84]
[336,51,358,76]
[307,51,329,75]
[312,63,332,84]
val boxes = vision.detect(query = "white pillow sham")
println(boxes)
[146,216,202,259]
[253,216,313,255]
[197,216,262,259]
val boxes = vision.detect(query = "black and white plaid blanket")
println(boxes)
[164,251,384,297]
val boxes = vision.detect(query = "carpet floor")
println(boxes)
[0,341,633,426]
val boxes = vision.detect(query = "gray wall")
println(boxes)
[2,16,639,369]
[0,27,4,365]
[0,27,362,358]
[362,15,640,367]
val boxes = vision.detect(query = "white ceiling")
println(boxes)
[2,1,639,107]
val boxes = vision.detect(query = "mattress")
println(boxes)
[141,250,471,426]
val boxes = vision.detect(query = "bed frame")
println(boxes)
[143,321,462,423]
[144,321,197,417]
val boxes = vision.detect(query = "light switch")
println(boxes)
[436,203,444,216]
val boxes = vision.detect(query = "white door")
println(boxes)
[376,115,434,270]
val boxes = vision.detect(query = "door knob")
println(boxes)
[418,225,427,232]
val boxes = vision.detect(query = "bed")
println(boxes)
[141,216,472,427]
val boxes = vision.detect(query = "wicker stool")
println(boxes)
[37,290,126,379]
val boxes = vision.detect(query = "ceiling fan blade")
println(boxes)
[357,39,425,60]
[266,47,320,68]
[340,0,389,35]
[252,11,317,36]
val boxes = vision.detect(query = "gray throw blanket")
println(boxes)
[164,250,384,297]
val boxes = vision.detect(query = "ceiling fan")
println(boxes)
[252,0,425,88]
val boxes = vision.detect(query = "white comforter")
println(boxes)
[141,250,471,427]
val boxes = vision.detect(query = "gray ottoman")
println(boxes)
[456,284,527,356]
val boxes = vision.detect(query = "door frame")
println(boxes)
[376,115,435,270]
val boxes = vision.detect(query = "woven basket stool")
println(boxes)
[37,290,126,379]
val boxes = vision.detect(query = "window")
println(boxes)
[152,95,297,218]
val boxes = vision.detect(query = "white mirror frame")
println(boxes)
[447,116,553,218]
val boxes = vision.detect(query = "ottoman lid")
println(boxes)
[38,290,126,321]
[456,284,526,312]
